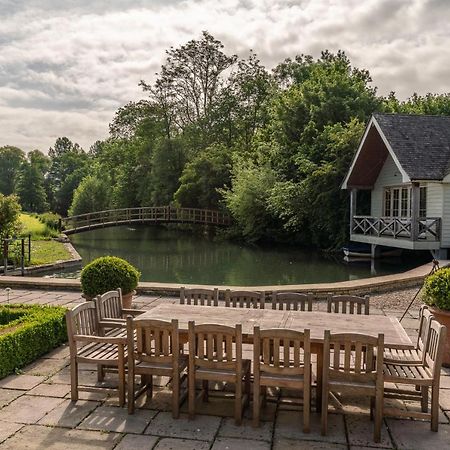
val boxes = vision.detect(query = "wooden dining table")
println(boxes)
[138,303,414,411]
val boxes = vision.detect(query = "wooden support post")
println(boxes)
[411,183,420,241]
[349,189,357,235]
[21,238,25,276]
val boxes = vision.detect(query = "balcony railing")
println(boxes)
[351,216,441,241]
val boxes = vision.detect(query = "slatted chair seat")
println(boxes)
[195,360,251,382]
[383,348,422,363]
[382,320,447,431]
[78,341,126,363]
[135,355,188,375]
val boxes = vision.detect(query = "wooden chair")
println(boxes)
[224,290,266,309]
[383,305,433,363]
[253,327,311,431]
[327,294,369,315]
[180,287,219,306]
[383,320,447,431]
[188,321,251,424]
[66,302,127,406]
[272,292,313,311]
[321,331,384,443]
[127,317,187,418]
[95,289,143,333]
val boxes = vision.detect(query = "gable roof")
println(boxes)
[373,113,450,181]
[342,113,450,189]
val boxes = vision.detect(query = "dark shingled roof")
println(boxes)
[373,113,450,180]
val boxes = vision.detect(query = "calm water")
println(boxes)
[54,226,428,285]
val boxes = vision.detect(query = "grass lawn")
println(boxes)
[19,213,50,237]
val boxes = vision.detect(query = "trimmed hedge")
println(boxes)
[0,304,67,379]
[423,267,450,311]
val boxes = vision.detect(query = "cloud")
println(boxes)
[0,0,449,152]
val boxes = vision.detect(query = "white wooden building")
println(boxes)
[342,113,450,259]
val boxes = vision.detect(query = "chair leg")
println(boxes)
[128,370,135,414]
[202,380,209,402]
[97,364,105,382]
[253,379,261,427]
[421,386,429,413]
[303,384,311,433]
[188,370,195,420]
[70,359,79,402]
[431,385,439,432]
[374,389,383,443]
[370,396,375,420]
[118,355,126,407]
[245,370,251,407]
[321,389,328,435]
[172,375,180,419]
[262,386,267,408]
[235,378,243,426]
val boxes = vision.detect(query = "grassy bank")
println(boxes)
[18,214,72,266]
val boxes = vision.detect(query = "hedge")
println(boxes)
[0,304,67,379]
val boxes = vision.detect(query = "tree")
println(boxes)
[69,175,111,216]
[0,194,21,240]
[0,146,25,195]
[16,160,48,213]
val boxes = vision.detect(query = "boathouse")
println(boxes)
[342,113,450,259]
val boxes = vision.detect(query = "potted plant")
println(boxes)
[422,267,450,366]
[80,256,140,308]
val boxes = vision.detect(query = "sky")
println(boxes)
[0,0,449,153]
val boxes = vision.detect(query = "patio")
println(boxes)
[0,288,450,449]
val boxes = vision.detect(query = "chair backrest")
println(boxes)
[423,319,447,377]
[253,327,311,377]
[272,292,313,311]
[66,301,99,342]
[417,305,433,352]
[225,290,265,308]
[95,289,123,321]
[327,294,370,315]
[188,322,242,372]
[127,317,179,366]
[323,331,384,383]
[180,287,218,306]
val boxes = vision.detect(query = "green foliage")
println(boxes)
[0,194,22,240]
[80,256,141,297]
[69,175,111,216]
[423,268,450,311]
[36,212,61,230]
[16,160,48,213]
[19,213,58,239]
[0,304,67,379]
[0,146,25,195]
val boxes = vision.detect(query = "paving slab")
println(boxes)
[154,437,210,450]
[28,383,71,398]
[0,424,121,449]
[218,417,273,442]
[0,389,23,408]
[0,394,64,424]
[144,411,221,441]
[0,421,23,444]
[38,399,100,427]
[114,434,159,450]
[22,357,68,376]
[345,415,393,448]
[387,419,450,450]
[0,374,45,390]
[273,439,347,450]
[42,345,71,360]
[211,437,271,450]
[78,405,157,433]
[439,388,450,410]
[274,411,346,444]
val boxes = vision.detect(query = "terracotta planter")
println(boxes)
[122,290,136,309]
[429,307,450,367]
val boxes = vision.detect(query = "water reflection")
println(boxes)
[55,226,428,285]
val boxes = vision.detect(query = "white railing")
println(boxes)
[351,216,441,241]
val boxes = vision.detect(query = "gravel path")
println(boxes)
[371,286,424,310]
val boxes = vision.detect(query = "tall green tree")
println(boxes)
[0,194,21,240]
[16,159,48,213]
[0,146,25,195]
[69,175,111,216]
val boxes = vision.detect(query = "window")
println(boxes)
[383,185,426,217]
[392,188,400,217]
[384,189,391,217]
[401,188,409,217]
[419,186,427,217]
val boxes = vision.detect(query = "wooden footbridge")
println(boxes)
[59,206,232,235]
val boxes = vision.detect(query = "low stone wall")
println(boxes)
[0,260,444,297]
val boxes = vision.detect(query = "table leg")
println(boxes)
[315,344,323,413]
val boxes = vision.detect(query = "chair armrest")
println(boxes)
[73,334,127,345]
[98,319,126,329]
[122,309,144,316]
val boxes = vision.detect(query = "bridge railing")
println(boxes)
[60,206,232,233]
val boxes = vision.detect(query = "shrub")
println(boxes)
[0,304,67,379]
[422,267,450,311]
[36,212,61,230]
[80,256,140,298]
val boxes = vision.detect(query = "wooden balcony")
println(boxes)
[350,216,441,250]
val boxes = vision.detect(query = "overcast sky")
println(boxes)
[1,0,449,153]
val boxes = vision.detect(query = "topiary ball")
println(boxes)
[423,267,450,311]
[80,256,140,298]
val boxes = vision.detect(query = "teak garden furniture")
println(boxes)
[188,321,251,424]
[66,301,127,406]
[180,287,219,306]
[126,317,187,418]
[253,326,312,431]
[383,320,447,431]
[327,295,370,315]
[224,290,266,308]
[321,331,384,442]
[271,292,313,311]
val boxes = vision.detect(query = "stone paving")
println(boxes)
[1,288,450,449]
